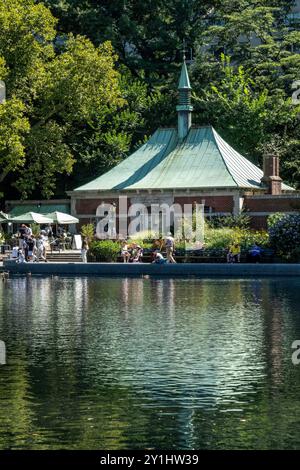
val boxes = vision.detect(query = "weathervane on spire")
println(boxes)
[181,39,194,64]
[182,39,186,61]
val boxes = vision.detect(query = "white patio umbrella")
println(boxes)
[0,211,9,221]
[47,211,79,224]
[9,211,53,224]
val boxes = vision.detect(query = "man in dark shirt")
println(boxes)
[19,224,26,239]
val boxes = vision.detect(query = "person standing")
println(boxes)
[27,237,37,262]
[22,237,29,261]
[108,202,117,239]
[19,224,26,239]
[19,224,27,248]
[36,235,47,262]
[165,232,176,263]
[24,225,32,238]
[81,238,89,263]
[45,224,53,239]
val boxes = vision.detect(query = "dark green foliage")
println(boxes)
[206,213,251,229]
[192,0,300,185]
[268,213,300,259]
[267,212,285,228]
[42,0,218,82]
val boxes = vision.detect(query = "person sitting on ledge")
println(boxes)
[248,243,262,263]
[10,245,19,260]
[152,252,167,264]
[129,243,143,263]
[17,248,26,263]
[121,241,131,263]
[227,243,241,263]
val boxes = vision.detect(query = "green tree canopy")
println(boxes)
[0,0,148,198]
[192,0,300,187]
[2,0,300,198]
[193,54,300,177]
[42,0,218,82]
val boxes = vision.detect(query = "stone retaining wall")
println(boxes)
[4,260,300,277]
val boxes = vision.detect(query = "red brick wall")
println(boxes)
[76,198,120,215]
[76,196,235,215]
[75,198,132,234]
[74,195,300,231]
[174,196,234,212]
[77,218,91,230]
[244,196,300,212]
[245,196,300,229]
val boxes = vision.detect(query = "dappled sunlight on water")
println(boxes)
[0,276,300,449]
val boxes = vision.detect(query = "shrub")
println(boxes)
[126,238,153,249]
[267,213,285,229]
[31,223,40,237]
[80,223,94,241]
[239,230,269,250]
[89,240,120,262]
[268,214,300,260]
[204,227,269,251]
[204,227,234,250]
[207,213,251,229]
[128,230,161,242]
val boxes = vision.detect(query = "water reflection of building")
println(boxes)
[96,280,267,405]
[260,281,286,387]
[2,277,299,449]
[120,278,144,312]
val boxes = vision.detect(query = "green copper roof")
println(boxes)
[178,60,191,89]
[74,126,293,192]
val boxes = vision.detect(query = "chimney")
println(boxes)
[261,154,282,195]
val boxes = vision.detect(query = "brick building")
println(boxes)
[68,59,299,231]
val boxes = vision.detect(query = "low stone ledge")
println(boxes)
[3,259,300,277]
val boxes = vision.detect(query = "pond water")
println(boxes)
[0,276,300,450]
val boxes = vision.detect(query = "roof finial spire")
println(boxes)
[176,40,193,140]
